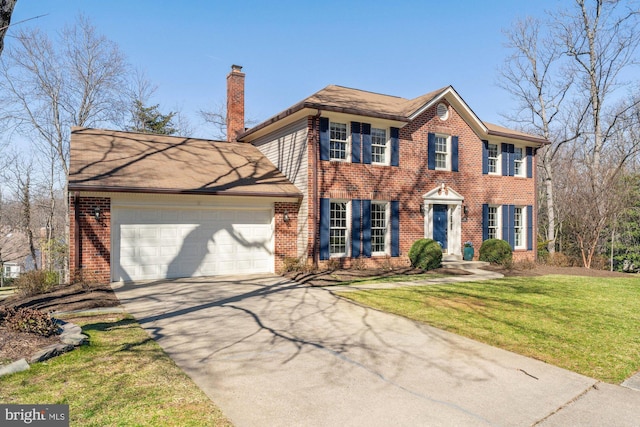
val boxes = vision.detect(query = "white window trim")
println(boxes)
[514,206,526,249]
[371,201,390,256]
[514,146,526,177]
[371,127,390,166]
[329,121,350,162]
[435,134,451,171]
[329,199,350,257]
[487,205,502,240]
[488,142,501,175]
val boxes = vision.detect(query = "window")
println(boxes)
[371,202,388,253]
[330,201,348,255]
[435,135,448,169]
[371,127,388,164]
[487,206,499,239]
[488,143,499,174]
[330,122,348,160]
[514,206,524,248]
[514,147,524,176]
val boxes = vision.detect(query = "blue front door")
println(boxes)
[433,204,448,251]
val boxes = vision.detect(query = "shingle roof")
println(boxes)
[68,127,302,198]
[240,85,548,145]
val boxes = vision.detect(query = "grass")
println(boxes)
[337,274,640,384]
[331,273,446,286]
[0,313,231,426]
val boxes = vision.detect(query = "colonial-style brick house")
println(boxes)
[68,65,547,282]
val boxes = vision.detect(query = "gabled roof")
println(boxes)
[68,127,302,199]
[240,85,549,146]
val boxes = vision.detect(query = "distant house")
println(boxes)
[68,65,548,283]
[0,229,40,280]
[3,262,20,279]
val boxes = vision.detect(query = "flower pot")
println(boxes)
[463,246,474,261]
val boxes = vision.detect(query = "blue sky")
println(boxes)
[9,0,565,138]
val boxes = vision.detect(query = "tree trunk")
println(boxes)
[0,0,17,56]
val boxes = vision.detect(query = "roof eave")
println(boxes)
[486,129,550,145]
[239,102,410,142]
[68,184,303,200]
[408,86,489,134]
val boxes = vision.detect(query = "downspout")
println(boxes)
[73,192,80,274]
[312,109,321,269]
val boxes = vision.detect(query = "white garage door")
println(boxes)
[113,206,274,281]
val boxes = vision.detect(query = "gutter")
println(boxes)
[67,185,303,201]
[486,129,550,145]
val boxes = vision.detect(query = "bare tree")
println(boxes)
[500,17,578,253]
[0,0,16,56]
[502,0,640,267]
[0,14,129,179]
[3,156,38,270]
[199,101,258,140]
[557,0,640,171]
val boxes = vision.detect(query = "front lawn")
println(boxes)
[337,275,640,383]
[0,314,231,426]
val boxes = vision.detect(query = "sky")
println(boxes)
[8,0,567,139]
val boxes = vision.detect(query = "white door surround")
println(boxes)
[423,184,464,258]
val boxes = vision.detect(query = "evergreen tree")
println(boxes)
[128,100,178,135]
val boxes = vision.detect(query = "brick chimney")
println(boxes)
[226,64,245,142]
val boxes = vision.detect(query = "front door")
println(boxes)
[433,204,448,251]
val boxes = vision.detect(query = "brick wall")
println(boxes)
[274,201,299,272]
[226,65,245,142]
[69,195,111,283]
[305,101,537,267]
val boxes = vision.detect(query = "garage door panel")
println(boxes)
[114,206,274,281]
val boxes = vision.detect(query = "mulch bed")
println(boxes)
[0,282,121,367]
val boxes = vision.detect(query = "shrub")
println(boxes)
[14,270,58,297]
[3,307,60,337]
[479,239,513,266]
[408,238,442,271]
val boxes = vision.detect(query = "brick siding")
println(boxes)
[303,101,537,268]
[69,195,111,284]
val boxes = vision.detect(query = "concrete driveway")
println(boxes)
[112,274,640,426]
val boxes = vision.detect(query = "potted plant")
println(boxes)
[463,241,474,261]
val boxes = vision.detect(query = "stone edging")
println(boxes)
[0,319,88,378]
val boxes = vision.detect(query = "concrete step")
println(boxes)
[441,259,489,270]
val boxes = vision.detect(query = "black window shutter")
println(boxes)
[501,143,509,176]
[319,198,330,260]
[390,127,399,166]
[503,204,515,249]
[502,205,510,246]
[391,201,400,257]
[351,122,361,164]
[319,118,330,161]
[362,200,371,257]
[526,147,533,178]
[527,205,533,251]
[362,123,372,165]
[482,140,489,175]
[428,133,436,170]
[451,136,459,172]
[351,199,361,257]
[482,204,489,241]
[508,144,515,177]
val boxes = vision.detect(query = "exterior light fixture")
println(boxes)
[462,205,469,222]
[419,204,425,216]
[283,210,290,223]
[94,206,101,221]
